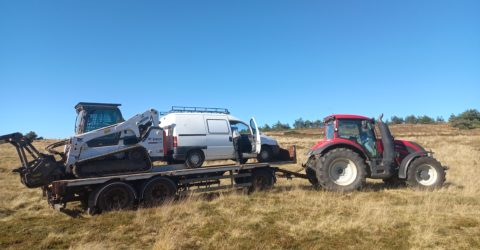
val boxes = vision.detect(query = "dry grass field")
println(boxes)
[1,124,479,249]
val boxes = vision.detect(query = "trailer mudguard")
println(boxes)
[398,151,429,179]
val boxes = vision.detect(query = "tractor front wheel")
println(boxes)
[315,148,366,192]
[406,156,445,189]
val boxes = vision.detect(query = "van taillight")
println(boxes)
[173,136,177,148]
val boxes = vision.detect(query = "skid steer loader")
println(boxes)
[1,105,167,188]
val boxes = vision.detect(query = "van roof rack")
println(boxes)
[168,106,230,114]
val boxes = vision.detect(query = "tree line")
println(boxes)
[261,109,480,131]
[22,109,480,137]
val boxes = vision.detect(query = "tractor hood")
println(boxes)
[394,139,426,153]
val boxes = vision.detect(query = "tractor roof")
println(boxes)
[324,114,372,122]
[75,102,122,113]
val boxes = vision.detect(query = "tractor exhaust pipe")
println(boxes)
[377,115,395,176]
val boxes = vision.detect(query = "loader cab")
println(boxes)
[74,102,124,135]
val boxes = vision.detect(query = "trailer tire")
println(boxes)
[185,150,205,168]
[91,182,137,213]
[315,148,366,192]
[406,156,445,189]
[141,177,177,206]
[249,168,275,192]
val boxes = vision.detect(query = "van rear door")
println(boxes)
[250,117,261,154]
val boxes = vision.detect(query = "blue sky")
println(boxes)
[0,0,479,138]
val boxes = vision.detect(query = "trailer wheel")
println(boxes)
[92,182,137,213]
[141,177,177,206]
[249,168,275,192]
[406,156,445,189]
[185,150,205,168]
[315,148,366,192]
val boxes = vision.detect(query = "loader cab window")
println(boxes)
[84,109,124,133]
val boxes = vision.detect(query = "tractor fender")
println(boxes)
[398,151,429,179]
[310,141,368,160]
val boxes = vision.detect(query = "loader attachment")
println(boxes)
[0,133,65,188]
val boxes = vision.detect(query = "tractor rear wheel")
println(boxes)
[406,156,445,189]
[305,157,319,187]
[315,148,366,192]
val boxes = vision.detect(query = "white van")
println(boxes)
[159,107,280,168]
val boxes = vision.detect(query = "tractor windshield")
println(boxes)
[325,121,334,140]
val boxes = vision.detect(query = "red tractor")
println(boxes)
[304,114,447,192]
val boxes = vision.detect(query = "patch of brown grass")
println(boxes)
[1,125,479,249]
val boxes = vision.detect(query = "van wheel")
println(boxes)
[185,150,205,168]
[257,146,273,162]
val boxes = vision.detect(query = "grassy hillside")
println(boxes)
[1,125,479,249]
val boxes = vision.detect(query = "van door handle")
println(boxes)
[229,136,232,142]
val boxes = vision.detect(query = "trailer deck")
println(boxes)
[46,147,300,215]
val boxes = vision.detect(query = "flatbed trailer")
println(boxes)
[46,156,302,215]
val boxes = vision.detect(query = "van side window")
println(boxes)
[207,119,230,134]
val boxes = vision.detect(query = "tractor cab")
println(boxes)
[321,114,396,178]
[324,115,380,158]
[74,102,124,135]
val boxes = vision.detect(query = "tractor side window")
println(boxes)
[338,119,377,157]
[337,120,360,140]
[325,121,334,139]
[85,109,123,132]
